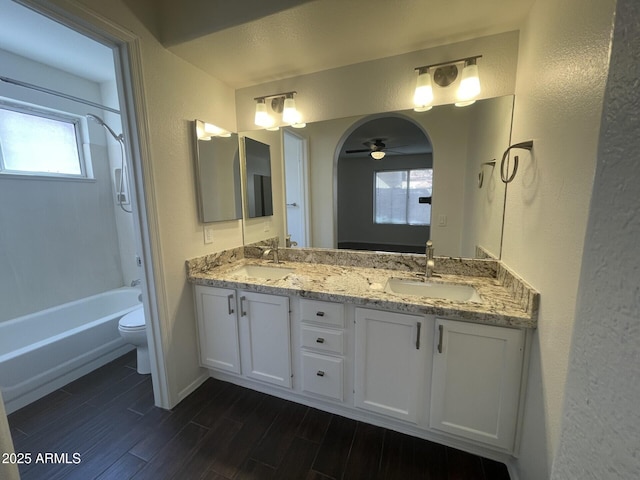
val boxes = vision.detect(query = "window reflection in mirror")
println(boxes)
[193,126,242,223]
[243,136,273,218]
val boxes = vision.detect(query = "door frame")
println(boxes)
[283,128,311,247]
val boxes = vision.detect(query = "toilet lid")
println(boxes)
[119,307,145,329]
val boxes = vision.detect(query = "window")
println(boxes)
[374,168,432,225]
[0,104,87,178]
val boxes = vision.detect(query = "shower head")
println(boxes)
[86,113,124,142]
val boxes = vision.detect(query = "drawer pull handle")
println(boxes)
[437,324,444,353]
[316,311,325,317]
[416,322,422,350]
[316,370,325,377]
[316,337,325,344]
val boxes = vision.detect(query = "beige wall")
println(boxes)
[502,0,616,478]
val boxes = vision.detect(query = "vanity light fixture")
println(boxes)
[195,119,231,140]
[254,91,305,129]
[413,55,482,110]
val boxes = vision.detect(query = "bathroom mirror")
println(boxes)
[193,124,243,223]
[243,136,274,218]
[240,94,514,258]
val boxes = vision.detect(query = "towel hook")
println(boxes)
[500,140,534,183]
[478,160,496,188]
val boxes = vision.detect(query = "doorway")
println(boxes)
[283,129,310,247]
[0,0,168,409]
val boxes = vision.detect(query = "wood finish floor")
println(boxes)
[8,352,510,479]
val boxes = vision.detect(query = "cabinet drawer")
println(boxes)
[300,299,344,327]
[301,352,344,401]
[301,325,344,355]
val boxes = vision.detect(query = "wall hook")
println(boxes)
[478,160,496,188]
[500,140,534,183]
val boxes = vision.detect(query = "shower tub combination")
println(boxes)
[0,287,142,414]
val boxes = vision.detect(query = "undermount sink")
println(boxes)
[231,264,294,280]
[384,278,482,303]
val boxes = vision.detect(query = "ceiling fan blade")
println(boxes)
[345,148,372,154]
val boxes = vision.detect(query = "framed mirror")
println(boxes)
[243,136,274,218]
[193,121,242,223]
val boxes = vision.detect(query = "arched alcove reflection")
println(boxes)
[336,115,432,253]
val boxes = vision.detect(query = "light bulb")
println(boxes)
[413,69,434,111]
[371,151,385,160]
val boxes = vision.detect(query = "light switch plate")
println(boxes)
[204,225,214,244]
[438,214,448,227]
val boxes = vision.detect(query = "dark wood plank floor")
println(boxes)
[7,352,510,479]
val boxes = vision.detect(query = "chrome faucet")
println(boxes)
[425,240,435,279]
[131,279,141,287]
[262,247,280,264]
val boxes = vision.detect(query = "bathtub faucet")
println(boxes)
[131,279,141,287]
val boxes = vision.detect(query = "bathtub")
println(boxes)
[0,287,142,414]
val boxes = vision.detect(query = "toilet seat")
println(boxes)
[119,307,145,330]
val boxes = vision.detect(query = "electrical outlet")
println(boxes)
[204,225,214,244]
[438,214,448,227]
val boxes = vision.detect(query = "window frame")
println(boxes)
[373,167,433,226]
[0,100,91,181]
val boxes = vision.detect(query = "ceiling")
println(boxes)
[162,0,535,88]
[0,0,533,94]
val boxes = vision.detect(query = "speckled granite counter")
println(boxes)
[187,244,539,329]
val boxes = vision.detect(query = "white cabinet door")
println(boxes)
[354,308,428,423]
[238,291,292,388]
[430,318,525,449]
[194,285,241,374]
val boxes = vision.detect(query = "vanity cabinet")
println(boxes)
[354,307,431,423]
[194,285,291,389]
[429,318,525,449]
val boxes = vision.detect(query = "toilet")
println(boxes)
[118,306,150,374]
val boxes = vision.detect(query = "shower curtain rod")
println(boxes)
[0,75,121,115]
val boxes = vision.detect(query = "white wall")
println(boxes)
[551,0,640,476]
[501,0,617,478]
[0,48,123,322]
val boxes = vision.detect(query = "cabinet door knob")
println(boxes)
[316,337,325,344]
[316,311,325,317]
[316,370,325,377]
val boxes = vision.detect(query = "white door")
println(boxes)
[194,286,241,374]
[283,130,309,247]
[354,308,428,423]
[430,318,525,449]
[238,291,292,388]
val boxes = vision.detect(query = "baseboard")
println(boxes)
[176,371,209,406]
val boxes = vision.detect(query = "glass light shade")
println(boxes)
[413,70,434,110]
[254,100,272,127]
[371,151,386,160]
[282,96,299,124]
[457,62,481,103]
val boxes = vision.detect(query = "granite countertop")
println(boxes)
[187,247,539,329]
